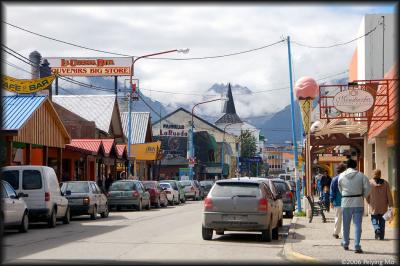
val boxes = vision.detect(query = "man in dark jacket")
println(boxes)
[320,170,332,211]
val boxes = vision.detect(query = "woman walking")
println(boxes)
[366,169,394,240]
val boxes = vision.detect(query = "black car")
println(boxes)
[200,180,214,197]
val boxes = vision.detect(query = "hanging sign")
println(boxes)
[333,89,374,113]
[2,75,55,94]
[43,57,132,77]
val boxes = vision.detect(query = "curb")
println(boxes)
[283,216,320,263]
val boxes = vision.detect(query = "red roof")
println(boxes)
[116,144,126,158]
[101,139,115,157]
[368,65,398,140]
[66,139,103,154]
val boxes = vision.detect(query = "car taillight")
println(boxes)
[83,197,90,205]
[204,197,213,211]
[132,191,140,197]
[258,198,268,212]
[286,191,293,199]
[45,192,50,202]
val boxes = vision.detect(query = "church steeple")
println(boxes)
[215,83,242,125]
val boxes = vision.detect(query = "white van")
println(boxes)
[278,174,292,182]
[1,165,70,228]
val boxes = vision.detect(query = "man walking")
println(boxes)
[320,170,332,211]
[330,163,347,239]
[366,169,394,240]
[338,159,371,253]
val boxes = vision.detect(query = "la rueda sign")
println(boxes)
[333,89,374,113]
[43,57,132,77]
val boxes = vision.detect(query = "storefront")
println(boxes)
[1,95,71,180]
[130,141,161,180]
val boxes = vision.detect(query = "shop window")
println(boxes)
[372,143,376,170]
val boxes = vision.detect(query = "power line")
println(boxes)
[1,59,32,74]
[3,20,284,60]
[292,25,378,48]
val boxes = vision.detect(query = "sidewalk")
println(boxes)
[283,206,398,264]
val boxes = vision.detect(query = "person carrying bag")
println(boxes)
[366,169,394,240]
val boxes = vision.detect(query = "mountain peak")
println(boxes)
[208,83,252,95]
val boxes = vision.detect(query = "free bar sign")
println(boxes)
[333,89,374,113]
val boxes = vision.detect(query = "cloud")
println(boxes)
[3,3,394,118]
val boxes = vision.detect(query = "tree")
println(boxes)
[240,130,257,158]
[239,130,258,176]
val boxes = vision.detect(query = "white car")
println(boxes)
[2,165,70,228]
[159,182,179,205]
[1,180,29,233]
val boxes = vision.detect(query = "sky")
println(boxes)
[3,3,397,118]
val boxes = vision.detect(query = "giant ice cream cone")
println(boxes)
[299,98,312,135]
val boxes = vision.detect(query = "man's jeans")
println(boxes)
[333,206,342,236]
[371,214,385,239]
[342,207,364,250]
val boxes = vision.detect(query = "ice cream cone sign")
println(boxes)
[294,77,319,134]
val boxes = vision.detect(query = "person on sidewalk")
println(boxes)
[366,169,394,240]
[315,173,322,197]
[338,159,371,253]
[320,170,332,212]
[330,163,347,239]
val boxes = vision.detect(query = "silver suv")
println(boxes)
[202,177,282,242]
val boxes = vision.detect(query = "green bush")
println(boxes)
[295,211,306,217]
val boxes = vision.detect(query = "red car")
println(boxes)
[142,181,168,208]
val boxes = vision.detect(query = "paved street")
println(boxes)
[3,201,291,264]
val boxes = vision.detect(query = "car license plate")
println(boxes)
[223,215,248,221]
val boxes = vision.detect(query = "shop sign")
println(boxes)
[333,89,374,113]
[318,156,347,162]
[159,124,188,137]
[3,75,55,94]
[205,166,222,174]
[130,141,161,161]
[239,156,263,163]
[43,57,132,77]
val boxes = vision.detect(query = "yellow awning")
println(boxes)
[130,141,161,161]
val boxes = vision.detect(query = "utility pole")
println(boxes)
[382,15,385,77]
[287,36,302,212]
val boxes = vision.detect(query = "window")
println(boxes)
[109,182,136,191]
[210,182,260,198]
[1,183,8,198]
[2,170,19,190]
[64,182,90,193]
[22,170,42,190]
[3,182,17,198]
[372,143,376,170]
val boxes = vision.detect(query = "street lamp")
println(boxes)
[221,123,234,179]
[127,48,189,177]
[189,97,227,180]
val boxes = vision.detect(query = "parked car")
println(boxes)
[179,180,201,201]
[255,178,284,227]
[159,180,185,203]
[1,180,29,233]
[286,180,297,196]
[142,181,168,208]
[278,174,292,182]
[107,180,151,211]
[202,177,282,242]
[1,166,70,228]
[200,180,214,197]
[60,181,109,220]
[159,182,180,205]
[270,178,295,218]
[194,180,205,199]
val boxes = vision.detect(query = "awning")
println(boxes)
[130,141,161,161]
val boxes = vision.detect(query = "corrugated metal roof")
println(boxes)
[121,112,150,144]
[53,95,116,133]
[66,139,103,154]
[116,144,126,158]
[2,95,47,130]
[101,139,114,156]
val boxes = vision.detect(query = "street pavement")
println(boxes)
[284,205,398,264]
[3,201,292,264]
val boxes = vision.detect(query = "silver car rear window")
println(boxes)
[210,182,260,198]
[109,182,136,191]
[64,182,89,193]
